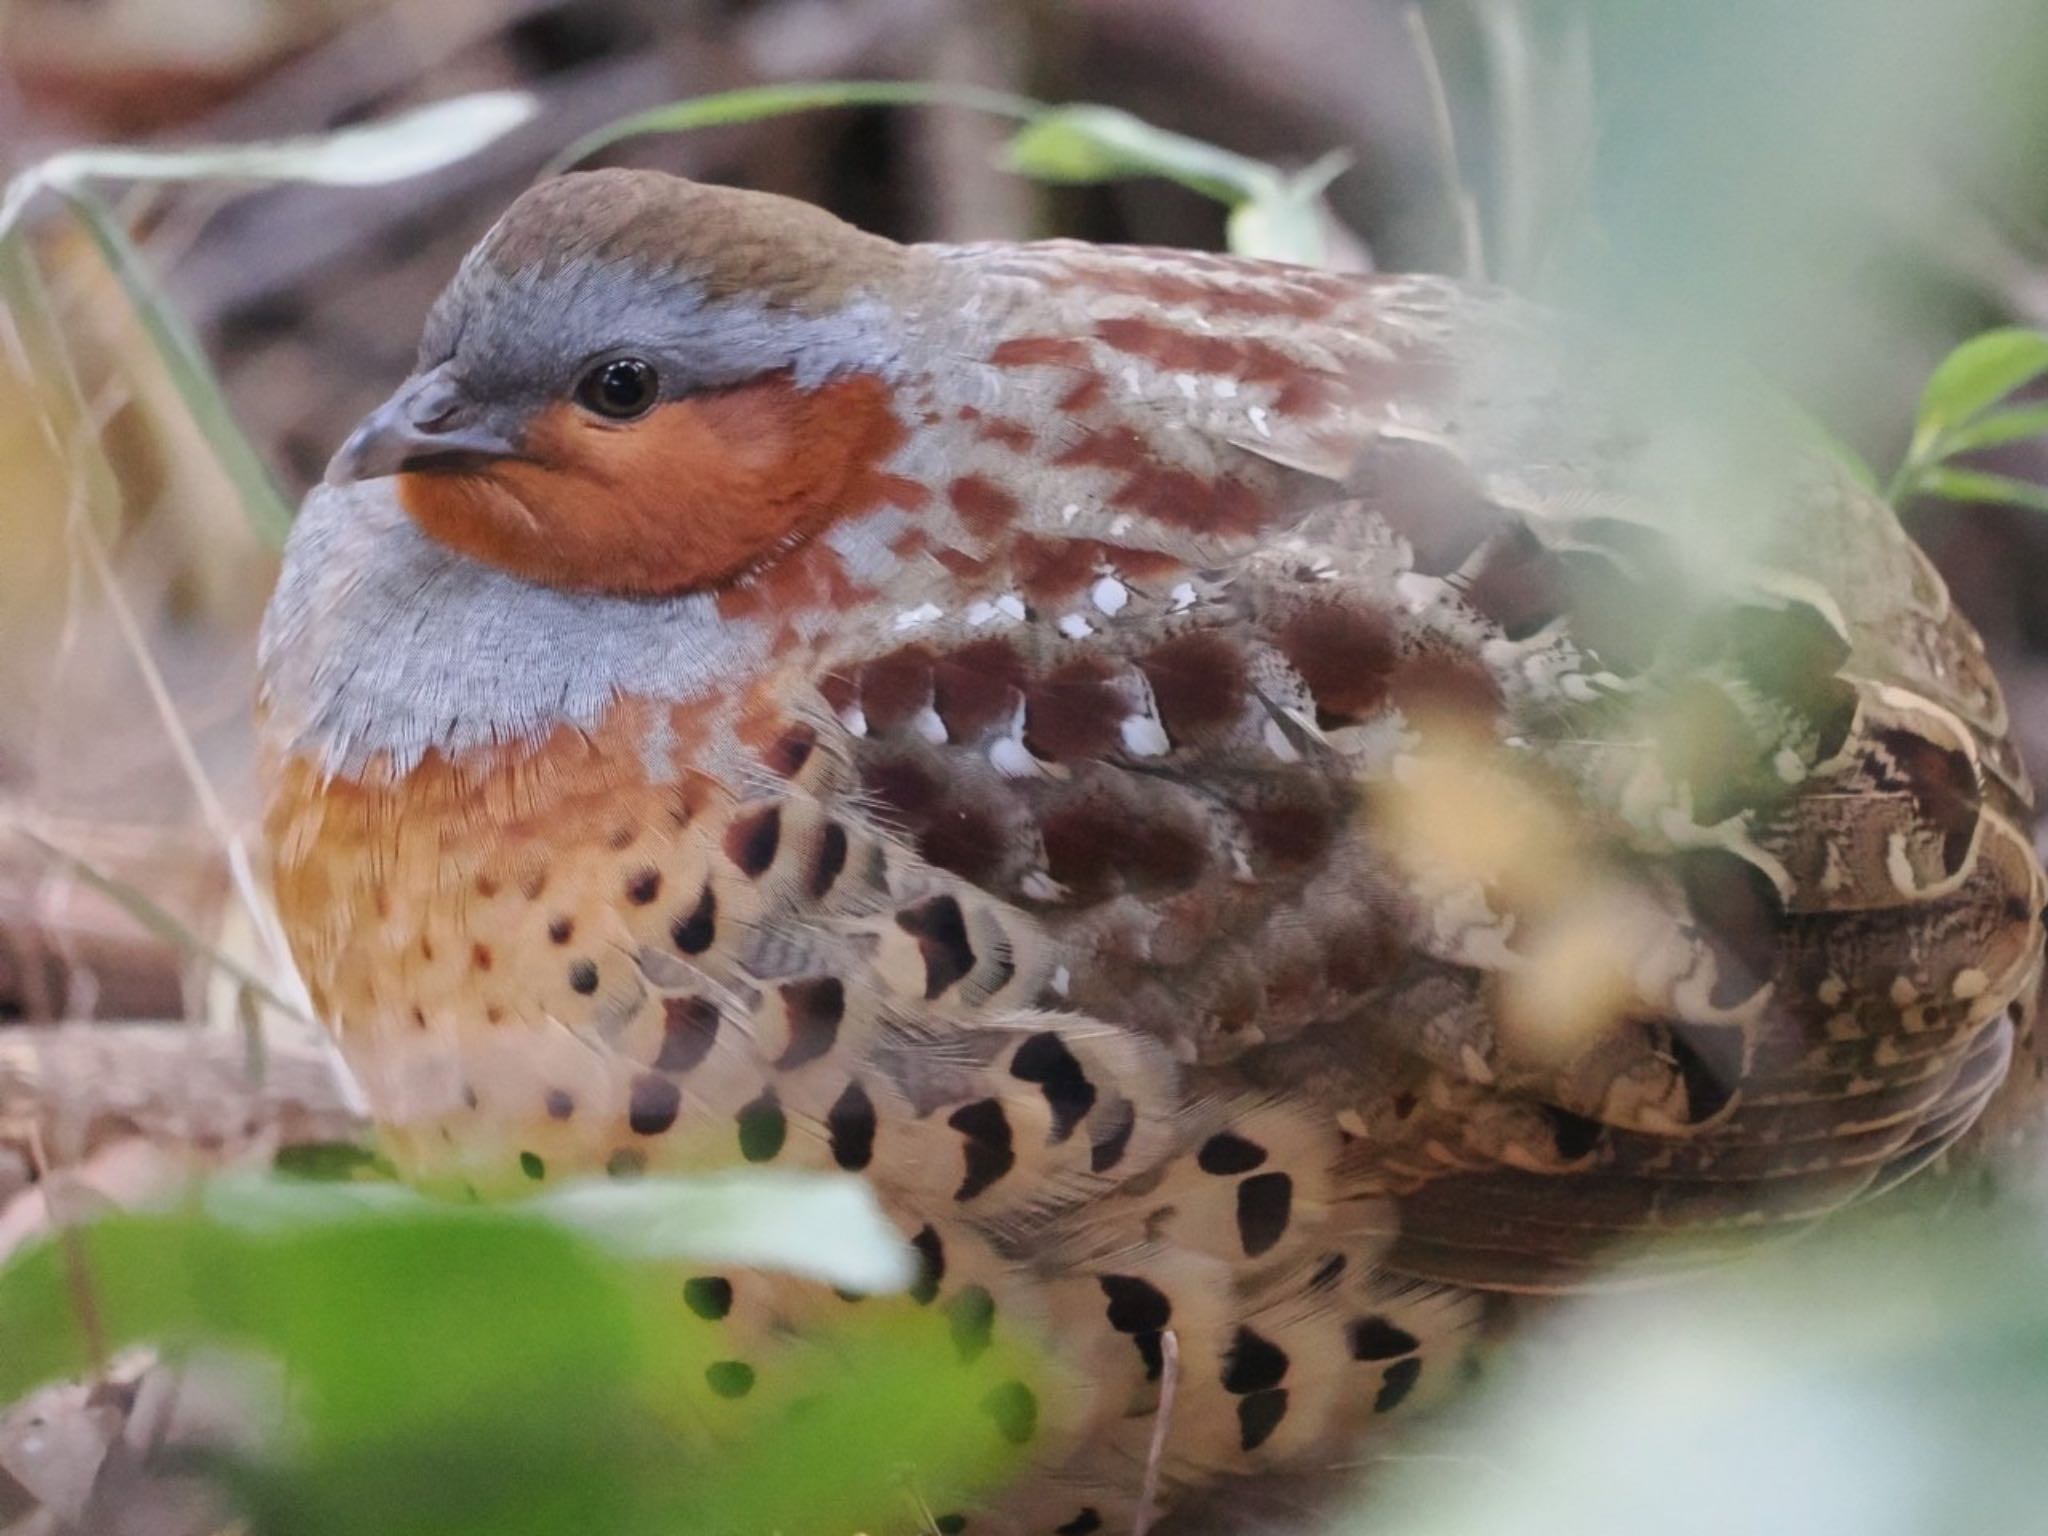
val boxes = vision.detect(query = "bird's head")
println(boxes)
[327,169,919,596]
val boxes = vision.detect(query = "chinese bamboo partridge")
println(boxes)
[259,168,2047,1532]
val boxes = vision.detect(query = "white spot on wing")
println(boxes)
[1059,613,1095,639]
[1262,719,1302,763]
[1121,716,1170,757]
[990,736,1041,778]
[1091,576,1129,615]
[895,603,943,631]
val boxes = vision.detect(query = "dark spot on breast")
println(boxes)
[606,1148,646,1179]
[705,1361,756,1399]
[1348,1316,1420,1360]
[1545,1106,1604,1161]
[671,885,717,954]
[471,943,493,972]
[544,1089,575,1121]
[628,1073,682,1135]
[683,1276,733,1320]
[1055,1511,1104,1536]
[775,977,845,1070]
[1090,1100,1137,1173]
[1199,1132,1268,1175]
[946,1284,997,1362]
[547,916,574,945]
[1310,1253,1348,1290]
[1134,1330,1166,1381]
[935,1517,967,1536]
[981,1380,1038,1445]
[1009,1032,1097,1142]
[948,1098,1016,1200]
[608,824,638,851]
[737,1090,787,1162]
[657,996,721,1072]
[474,872,500,898]
[625,867,663,906]
[568,960,599,996]
[1237,1389,1289,1452]
[909,1224,945,1305]
[810,822,850,900]
[724,806,782,877]
[1099,1275,1172,1334]
[1374,1357,1422,1412]
[828,1080,877,1171]
[897,895,976,999]
[1139,631,1249,739]
[1236,1171,1293,1257]
[1222,1327,1290,1394]
[1669,1021,1744,1124]
[518,1151,545,1181]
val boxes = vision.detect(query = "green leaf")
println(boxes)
[0,1178,1034,1536]
[1001,105,1279,206]
[1916,465,2048,515]
[54,190,294,544]
[1226,149,1355,264]
[549,80,1043,176]
[1915,327,2048,439]
[1940,401,2048,457]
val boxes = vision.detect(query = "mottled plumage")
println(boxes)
[260,169,2045,1533]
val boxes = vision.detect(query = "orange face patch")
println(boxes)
[397,371,905,596]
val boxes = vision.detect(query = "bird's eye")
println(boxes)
[574,357,659,420]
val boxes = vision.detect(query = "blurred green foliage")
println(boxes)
[0,1174,1033,1536]
[1345,1197,2048,1536]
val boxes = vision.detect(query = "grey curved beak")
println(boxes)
[324,367,522,485]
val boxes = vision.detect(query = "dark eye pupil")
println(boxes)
[581,358,656,418]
